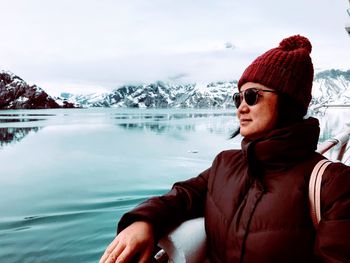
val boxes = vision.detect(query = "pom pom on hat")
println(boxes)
[238,35,314,115]
[279,35,312,53]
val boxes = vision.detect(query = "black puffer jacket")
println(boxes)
[118,118,350,262]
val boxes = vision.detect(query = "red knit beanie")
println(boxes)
[238,35,314,113]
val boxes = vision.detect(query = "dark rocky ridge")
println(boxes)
[0,71,74,109]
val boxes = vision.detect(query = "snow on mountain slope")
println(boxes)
[1,69,349,109]
[64,69,350,109]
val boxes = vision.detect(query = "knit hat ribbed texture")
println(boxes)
[238,35,314,113]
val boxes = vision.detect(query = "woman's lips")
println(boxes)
[240,119,252,125]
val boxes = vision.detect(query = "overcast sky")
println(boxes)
[0,0,349,95]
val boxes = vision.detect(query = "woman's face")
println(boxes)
[237,82,279,140]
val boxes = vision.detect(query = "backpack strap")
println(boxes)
[309,159,332,228]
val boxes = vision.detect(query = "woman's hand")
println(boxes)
[99,221,155,263]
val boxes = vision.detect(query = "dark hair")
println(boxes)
[275,93,306,128]
[229,92,307,139]
[229,127,240,139]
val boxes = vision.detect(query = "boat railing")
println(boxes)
[317,127,350,165]
[154,127,350,263]
[154,217,207,263]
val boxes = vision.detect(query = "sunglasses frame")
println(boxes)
[233,88,277,108]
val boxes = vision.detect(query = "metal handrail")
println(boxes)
[316,128,350,163]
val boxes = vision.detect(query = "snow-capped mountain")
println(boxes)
[312,69,350,107]
[1,69,349,109]
[64,80,237,108]
[0,71,75,109]
[63,69,350,109]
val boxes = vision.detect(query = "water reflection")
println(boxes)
[0,127,41,147]
[115,111,235,136]
[0,110,237,147]
[112,112,234,121]
[0,112,48,147]
[0,118,46,123]
[0,108,348,149]
[118,122,196,135]
[0,114,55,117]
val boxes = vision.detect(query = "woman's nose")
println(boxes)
[237,99,249,113]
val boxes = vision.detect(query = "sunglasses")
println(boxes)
[233,88,278,108]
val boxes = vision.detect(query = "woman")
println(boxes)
[100,35,350,263]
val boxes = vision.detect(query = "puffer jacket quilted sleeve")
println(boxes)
[117,163,211,240]
[315,162,350,262]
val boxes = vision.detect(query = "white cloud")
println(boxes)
[0,0,349,94]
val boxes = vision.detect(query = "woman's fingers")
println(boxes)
[114,246,133,263]
[100,235,144,263]
[99,238,120,263]
[105,242,127,263]
[100,221,155,263]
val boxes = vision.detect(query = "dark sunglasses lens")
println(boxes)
[244,89,258,106]
[233,93,241,108]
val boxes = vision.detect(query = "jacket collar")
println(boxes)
[241,117,320,173]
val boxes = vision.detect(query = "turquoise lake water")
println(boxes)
[0,107,349,263]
